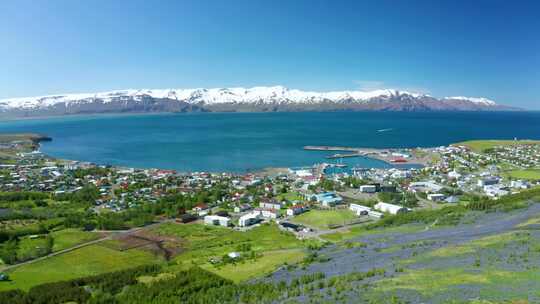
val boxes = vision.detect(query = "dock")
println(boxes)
[303,146,359,152]
[325,153,364,159]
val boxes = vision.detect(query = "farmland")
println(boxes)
[0,244,157,291]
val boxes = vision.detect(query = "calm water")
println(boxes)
[0,111,539,172]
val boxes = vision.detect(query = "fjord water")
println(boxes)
[1,111,539,172]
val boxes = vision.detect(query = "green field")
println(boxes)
[201,249,305,282]
[0,244,157,291]
[51,228,102,252]
[154,222,307,263]
[453,139,540,152]
[275,192,304,202]
[503,169,540,180]
[291,209,358,229]
[151,222,312,282]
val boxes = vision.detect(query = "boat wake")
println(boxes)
[377,128,393,132]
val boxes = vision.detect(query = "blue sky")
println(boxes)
[1,0,539,109]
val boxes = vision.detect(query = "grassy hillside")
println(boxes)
[453,139,540,152]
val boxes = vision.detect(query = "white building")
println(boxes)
[448,170,462,180]
[368,210,384,218]
[259,201,281,210]
[511,180,530,189]
[478,177,499,187]
[427,193,446,202]
[359,185,377,193]
[374,202,409,215]
[286,205,307,216]
[238,212,261,227]
[204,215,230,227]
[261,210,278,219]
[409,181,443,193]
[349,203,371,216]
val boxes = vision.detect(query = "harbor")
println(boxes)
[304,145,430,167]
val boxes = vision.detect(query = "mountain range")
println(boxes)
[0,86,517,118]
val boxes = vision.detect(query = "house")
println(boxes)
[511,180,530,189]
[286,205,307,216]
[204,215,230,227]
[427,193,446,202]
[349,203,371,216]
[483,185,509,198]
[359,185,377,193]
[193,203,210,216]
[228,252,241,259]
[238,212,262,227]
[234,204,252,213]
[259,201,281,210]
[309,192,343,207]
[374,202,409,215]
[261,209,278,219]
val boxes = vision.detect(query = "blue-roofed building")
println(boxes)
[308,192,343,207]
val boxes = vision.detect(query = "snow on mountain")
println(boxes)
[0,86,513,118]
[443,96,497,106]
[0,86,462,109]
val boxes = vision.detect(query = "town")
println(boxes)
[2,136,539,237]
[1,134,540,303]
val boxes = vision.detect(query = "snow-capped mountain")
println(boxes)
[0,86,515,118]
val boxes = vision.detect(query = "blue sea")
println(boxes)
[0,111,539,173]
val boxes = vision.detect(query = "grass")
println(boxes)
[201,249,305,283]
[51,228,101,252]
[503,169,540,180]
[375,267,540,300]
[453,140,540,153]
[291,209,357,230]
[275,192,304,202]
[321,224,424,242]
[153,222,307,264]
[0,244,157,291]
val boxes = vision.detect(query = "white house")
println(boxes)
[374,202,409,215]
[359,185,377,193]
[261,210,278,219]
[511,180,530,189]
[259,201,281,210]
[204,215,230,227]
[238,212,261,227]
[286,205,307,216]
